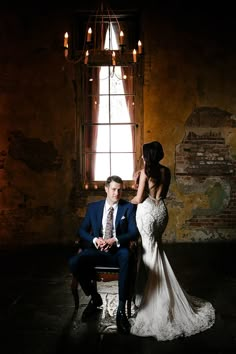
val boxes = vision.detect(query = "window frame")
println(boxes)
[73,10,144,190]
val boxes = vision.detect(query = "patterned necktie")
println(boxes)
[104,207,114,239]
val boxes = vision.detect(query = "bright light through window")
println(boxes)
[94,23,134,180]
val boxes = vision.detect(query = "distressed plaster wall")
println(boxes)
[0,2,236,247]
[0,8,78,247]
[174,107,236,241]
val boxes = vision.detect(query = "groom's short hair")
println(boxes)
[105,175,123,187]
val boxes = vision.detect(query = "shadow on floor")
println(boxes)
[0,242,235,354]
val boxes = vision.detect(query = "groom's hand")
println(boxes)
[102,238,116,251]
[96,237,116,252]
[96,237,106,250]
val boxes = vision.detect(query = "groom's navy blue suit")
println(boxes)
[69,198,139,304]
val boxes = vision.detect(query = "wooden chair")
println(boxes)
[70,239,138,318]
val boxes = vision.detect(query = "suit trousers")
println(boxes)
[69,247,130,303]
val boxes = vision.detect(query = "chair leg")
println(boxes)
[71,275,79,309]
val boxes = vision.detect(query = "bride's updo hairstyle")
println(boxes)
[143,141,164,179]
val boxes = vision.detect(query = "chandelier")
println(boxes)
[63,3,143,67]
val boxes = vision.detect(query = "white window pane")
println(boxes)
[95,154,110,180]
[110,67,126,95]
[96,126,110,152]
[98,96,109,123]
[99,67,110,94]
[111,153,134,180]
[111,95,131,123]
[111,125,133,152]
[94,153,134,181]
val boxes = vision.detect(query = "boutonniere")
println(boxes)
[121,216,126,220]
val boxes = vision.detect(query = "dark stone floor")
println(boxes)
[0,242,235,354]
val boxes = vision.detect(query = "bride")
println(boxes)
[130,141,215,341]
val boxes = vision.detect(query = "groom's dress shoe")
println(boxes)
[82,294,103,321]
[116,309,131,334]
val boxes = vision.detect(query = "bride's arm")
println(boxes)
[133,169,141,189]
[130,169,147,204]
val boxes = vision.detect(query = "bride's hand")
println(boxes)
[133,170,141,189]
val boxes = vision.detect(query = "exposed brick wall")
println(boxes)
[176,132,233,176]
[175,107,236,235]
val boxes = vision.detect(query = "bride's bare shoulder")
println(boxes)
[160,165,171,185]
[160,164,171,173]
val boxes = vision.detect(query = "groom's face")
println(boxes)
[105,181,123,205]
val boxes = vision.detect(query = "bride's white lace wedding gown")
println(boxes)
[130,196,215,341]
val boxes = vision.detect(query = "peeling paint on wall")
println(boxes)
[8,130,62,172]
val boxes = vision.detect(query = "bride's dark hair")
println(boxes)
[143,141,164,179]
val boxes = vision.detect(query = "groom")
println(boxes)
[69,175,139,334]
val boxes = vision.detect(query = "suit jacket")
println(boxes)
[77,199,139,249]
